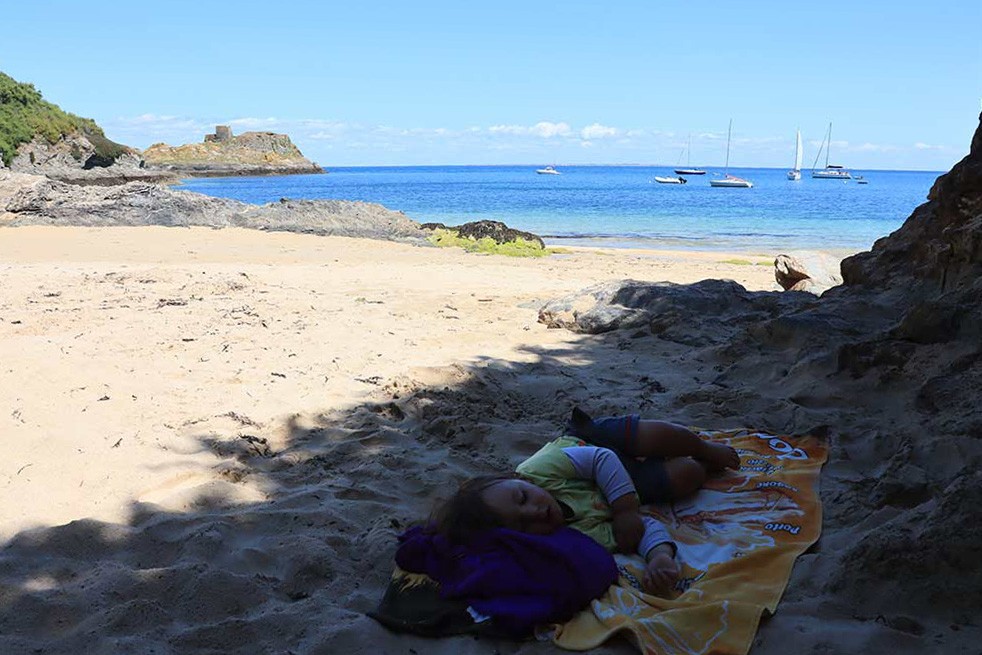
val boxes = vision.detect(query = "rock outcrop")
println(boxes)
[537,113,982,651]
[141,127,323,177]
[0,171,425,243]
[8,134,176,186]
[421,219,546,248]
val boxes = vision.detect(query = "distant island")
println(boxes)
[141,126,324,177]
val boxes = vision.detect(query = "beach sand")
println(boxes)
[0,226,840,653]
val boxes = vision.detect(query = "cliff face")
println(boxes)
[534,114,982,651]
[141,129,323,177]
[7,134,175,186]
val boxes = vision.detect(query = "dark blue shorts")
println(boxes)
[565,411,672,504]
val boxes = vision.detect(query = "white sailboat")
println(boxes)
[709,119,753,188]
[787,129,803,180]
[674,134,706,175]
[811,122,851,179]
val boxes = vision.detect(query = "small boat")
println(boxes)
[710,174,753,188]
[787,129,803,180]
[811,122,852,179]
[709,119,753,188]
[653,176,686,184]
[674,134,706,175]
[535,165,561,175]
[855,175,869,184]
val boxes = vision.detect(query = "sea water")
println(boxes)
[178,166,942,252]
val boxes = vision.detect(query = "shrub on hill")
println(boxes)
[0,71,127,166]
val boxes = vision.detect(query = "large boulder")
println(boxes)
[538,278,811,343]
[774,251,843,294]
[422,220,545,249]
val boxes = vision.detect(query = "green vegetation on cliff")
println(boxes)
[0,72,127,166]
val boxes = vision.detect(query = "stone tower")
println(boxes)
[204,125,233,143]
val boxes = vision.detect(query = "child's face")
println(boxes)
[481,479,565,535]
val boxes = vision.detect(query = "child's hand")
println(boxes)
[701,441,741,472]
[611,510,645,554]
[642,550,679,597]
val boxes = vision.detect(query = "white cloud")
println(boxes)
[226,117,282,129]
[851,142,900,153]
[531,121,571,138]
[489,124,528,135]
[580,123,618,140]
[488,121,571,138]
[914,142,945,151]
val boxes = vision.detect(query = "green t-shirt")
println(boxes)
[516,436,632,552]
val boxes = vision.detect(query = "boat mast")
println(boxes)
[724,119,732,174]
[687,133,692,167]
[826,122,832,169]
[794,128,803,171]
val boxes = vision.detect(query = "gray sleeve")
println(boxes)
[639,516,676,560]
[561,446,636,504]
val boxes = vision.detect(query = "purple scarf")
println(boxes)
[395,525,618,636]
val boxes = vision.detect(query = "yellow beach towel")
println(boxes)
[551,428,828,655]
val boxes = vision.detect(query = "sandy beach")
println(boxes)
[1,226,789,653]
[0,227,778,536]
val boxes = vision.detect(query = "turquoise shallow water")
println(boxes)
[178,165,941,252]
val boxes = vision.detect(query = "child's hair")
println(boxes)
[429,473,519,544]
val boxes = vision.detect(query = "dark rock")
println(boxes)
[454,220,545,249]
[538,278,809,341]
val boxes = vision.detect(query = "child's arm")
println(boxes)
[642,540,680,598]
[638,518,679,597]
[562,446,645,553]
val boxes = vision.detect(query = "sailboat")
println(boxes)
[811,122,851,179]
[787,129,803,180]
[709,120,753,188]
[674,134,706,175]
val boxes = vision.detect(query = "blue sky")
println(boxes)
[2,1,979,170]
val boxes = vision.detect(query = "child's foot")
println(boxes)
[567,407,596,437]
[701,442,740,472]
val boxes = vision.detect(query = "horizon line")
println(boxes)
[318,163,947,174]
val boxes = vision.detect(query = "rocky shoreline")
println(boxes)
[0,171,427,243]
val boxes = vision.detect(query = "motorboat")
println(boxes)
[535,165,561,175]
[811,122,852,179]
[813,166,851,180]
[787,129,803,180]
[709,120,753,188]
[710,174,753,188]
[653,176,686,184]
[674,134,706,175]
[855,175,869,184]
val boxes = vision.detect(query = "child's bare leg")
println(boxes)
[635,421,740,472]
[663,457,707,500]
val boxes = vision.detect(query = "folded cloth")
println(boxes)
[395,525,618,636]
